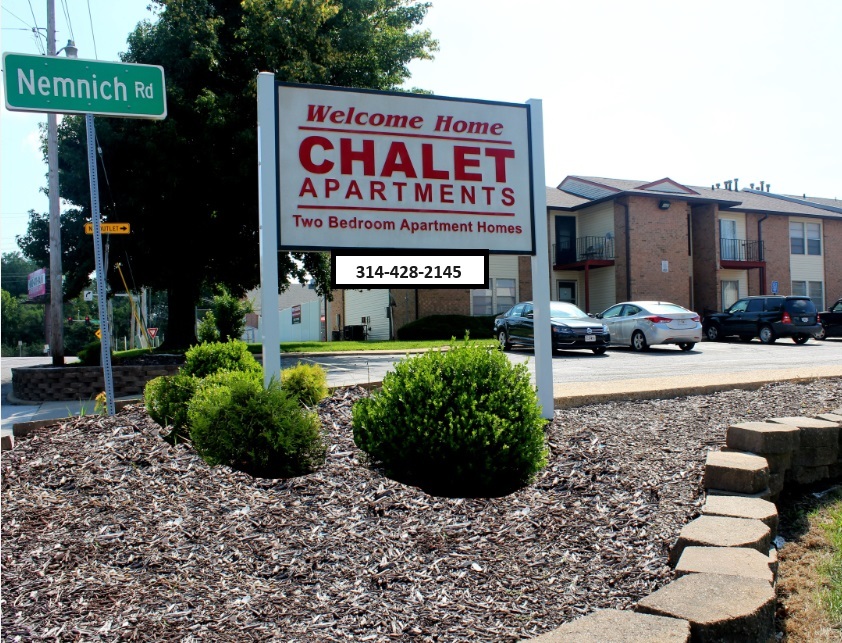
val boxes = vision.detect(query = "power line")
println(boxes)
[25,0,46,54]
[59,0,75,43]
[86,0,98,59]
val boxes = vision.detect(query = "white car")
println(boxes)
[595,301,702,351]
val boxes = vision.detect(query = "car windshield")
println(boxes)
[645,303,690,314]
[549,302,588,319]
[787,299,816,313]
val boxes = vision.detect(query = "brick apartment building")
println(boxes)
[332,174,842,340]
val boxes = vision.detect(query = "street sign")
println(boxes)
[95,329,102,339]
[84,290,93,301]
[3,52,167,119]
[85,222,130,234]
[148,328,158,339]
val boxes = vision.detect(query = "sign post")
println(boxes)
[4,51,166,415]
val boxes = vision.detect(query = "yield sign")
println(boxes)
[148,327,159,339]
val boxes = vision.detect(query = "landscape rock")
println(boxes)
[702,450,769,494]
[674,546,774,584]
[670,516,771,565]
[523,609,690,643]
[726,421,799,454]
[701,495,778,534]
[636,573,775,642]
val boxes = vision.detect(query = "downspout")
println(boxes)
[758,213,769,295]
[620,199,631,300]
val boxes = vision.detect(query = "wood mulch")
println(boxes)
[2,379,841,642]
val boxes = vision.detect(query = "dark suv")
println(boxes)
[702,296,821,344]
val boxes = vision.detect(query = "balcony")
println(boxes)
[552,235,616,269]
[720,238,765,268]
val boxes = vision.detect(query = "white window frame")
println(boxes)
[471,277,517,315]
[790,221,822,256]
[791,280,824,309]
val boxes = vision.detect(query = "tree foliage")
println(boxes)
[1,252,40,298]
[24,0,436,349]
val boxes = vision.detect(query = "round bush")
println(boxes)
[352,340,548,497]
[144,373,199,443]
[182,340,261,378]
[281,363,329,407]
[188,371,325,478]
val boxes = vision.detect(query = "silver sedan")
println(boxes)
[595,301,702,351]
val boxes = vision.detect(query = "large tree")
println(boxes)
[27,0,436,349]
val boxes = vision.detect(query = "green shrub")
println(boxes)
[396,314,497,341]
[75,340,106,366]
[188,371,325,478]
[182,340,262,378]
[144,373,200,443]
[197,311,220,343]
[281,363,329,407]
[352,338,548,497]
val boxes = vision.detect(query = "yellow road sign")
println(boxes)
[95,329,102,339]
[85,222,131,234]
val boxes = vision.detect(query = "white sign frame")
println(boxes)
[269,81,536,255]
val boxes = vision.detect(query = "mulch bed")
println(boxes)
[2,379,841,642]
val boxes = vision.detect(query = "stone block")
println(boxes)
[701,495,778,534]
[726,421,799,454]
[636,573,775,642]
[793,445,839,467]
[788,465,830,485]
[1,434,14,450]
[817,412,842,423]
[669,516,770,566]
[705,487,773,501]
[768,547,778,579]
[675,546,774,584]
[768,473,785,496]
[702,451,769,495]
[829,462,842,479]
[769,417,839,448]
[523,609,690,642]
[761,451,792,474]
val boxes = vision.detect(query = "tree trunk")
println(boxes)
[160,283,199,350]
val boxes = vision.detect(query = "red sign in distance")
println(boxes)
[147,328,159,339]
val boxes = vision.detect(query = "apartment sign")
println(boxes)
[271,83,536,254]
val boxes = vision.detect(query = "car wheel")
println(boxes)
[592,346,607,355]
[739,335,754,342]
[793,334,810,345]
[705,324,721,342]
[815,326,827,341]
[498,329,511,351]
[631,330,649,352]
[678,342,695,351]
[758,325,776,344]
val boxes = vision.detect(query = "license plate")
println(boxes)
[801,317,809,322]
[585,334,596,342]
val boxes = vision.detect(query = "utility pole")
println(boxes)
[46,0,64,365]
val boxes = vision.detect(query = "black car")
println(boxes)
[816,298,842,340]
[702,296,821,344]
[493,301,610,355]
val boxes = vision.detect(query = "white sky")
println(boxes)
[2,0,841,257]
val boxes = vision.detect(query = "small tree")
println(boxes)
[210,287,253,342]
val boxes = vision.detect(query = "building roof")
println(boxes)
[548,175,840,220]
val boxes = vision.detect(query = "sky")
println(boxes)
[2,0,841,258]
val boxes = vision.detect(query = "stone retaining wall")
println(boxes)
[526,407,842,643]
[11,364,181,402]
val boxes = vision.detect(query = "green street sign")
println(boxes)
[3,52,166,119]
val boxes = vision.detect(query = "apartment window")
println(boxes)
[471,278,517,315]
[790,222,822,255]
[721,280,740,310]
[791,280,824,309]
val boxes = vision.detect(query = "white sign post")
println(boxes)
[257,75,552,417]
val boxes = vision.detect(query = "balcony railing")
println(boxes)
[720,238,765,262]
[552,236,616,265]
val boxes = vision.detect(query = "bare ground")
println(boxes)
[2,378,841,642]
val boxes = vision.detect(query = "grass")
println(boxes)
[777,487,842,642]
[818,495,842,623]
[106,339,499,361]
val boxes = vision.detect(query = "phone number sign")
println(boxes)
[271,83,536,254]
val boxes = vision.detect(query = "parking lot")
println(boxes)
[296,337,842,389]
